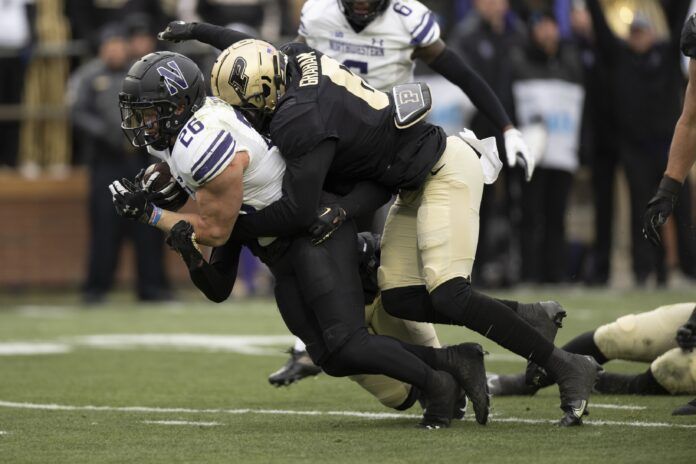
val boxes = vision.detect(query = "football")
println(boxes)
[140,162,189,211]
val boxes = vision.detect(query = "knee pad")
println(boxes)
[320,328,373,377]
[594,303,693,362]
[348,374,412,409]
[650,348,696,394]
[429,277,472,323]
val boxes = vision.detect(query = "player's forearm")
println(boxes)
[191,22,255,50]
[189,259,237,303]
[153,210,234,247]
[665,116,696,183]
[428,47,512,132]
[339,181,392,218]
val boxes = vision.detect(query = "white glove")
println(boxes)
[504,128,535,181]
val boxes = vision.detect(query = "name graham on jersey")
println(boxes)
[328,39,385,57]
[297,52,320,87]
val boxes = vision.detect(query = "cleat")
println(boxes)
[487,373,539,396]
[452,389,468,420]
[519,301,566,387]
[434,343,490,425]
[672,398,696,416]
[268,348,322,387]
[550,352,602,427]
[418,370,458,429]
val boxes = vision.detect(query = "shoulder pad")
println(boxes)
[681,13,696,58]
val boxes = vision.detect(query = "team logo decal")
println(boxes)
[157,61,189,96]
[229,57,249,97]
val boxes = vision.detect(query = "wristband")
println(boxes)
[148,206,163,226]
[658,175,683,198]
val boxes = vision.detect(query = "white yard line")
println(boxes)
[0,431,8,435]
[142,420,221,427]
[0,400,693,429]
[591,403,646,410]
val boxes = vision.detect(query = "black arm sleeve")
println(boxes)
[189,240,242,303]
[338,181,392,219]
[585,0,620,59]
[191,22,255,50]
[233,139,336,239]
[428,47,511,131]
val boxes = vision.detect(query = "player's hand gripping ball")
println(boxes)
[137,162,190,211]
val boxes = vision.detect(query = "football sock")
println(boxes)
[561,330,609,364]
[429,277,555,365]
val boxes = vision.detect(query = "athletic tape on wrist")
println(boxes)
[148,206,163,226]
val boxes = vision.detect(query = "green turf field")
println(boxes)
[0,288,694,463]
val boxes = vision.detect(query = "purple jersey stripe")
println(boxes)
[191,130,225,173]
[411,12,435,45]
[199,139,237,184]
[193,134,235,183]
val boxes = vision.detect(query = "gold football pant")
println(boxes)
[378,136,483,291]
[594,302,696,394]
[348,295,441,408]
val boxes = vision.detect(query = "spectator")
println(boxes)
[125,13,158,59]
[450,0,527,286]
[0,1,33,167]
[67,23,171,304]
[586,0,695,285]
[511,10,584,283]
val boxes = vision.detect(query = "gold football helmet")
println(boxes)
[211,39,286,132]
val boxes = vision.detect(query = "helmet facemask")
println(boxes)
[119,93,191,150]
[340,0,389,28]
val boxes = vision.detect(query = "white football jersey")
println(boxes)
[147,97,285,213]
[299,0,440,92]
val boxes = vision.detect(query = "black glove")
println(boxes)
[676,308,696,351]
[108,178,154,223]
[642,175,682,248]
[158,21,197,42]
[166,220,204,269]
[357,232,381,304]
[309,204,347,245]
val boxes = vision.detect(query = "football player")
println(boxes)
[642,12,696,416]
[488,302,696,416]
[161,26,601,426]
[270,0,538,386]
[108,51,489,429]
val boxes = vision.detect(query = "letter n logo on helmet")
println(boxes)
[157,60,189,96]
[228,57,249,98]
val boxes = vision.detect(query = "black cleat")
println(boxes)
[519,301,566,388]
[268,348,322,387]
[487,373,539,396]
[452,388,468,420]
[434,343,490,425]
[672,398,696,416]
[418,370,458,429]
[550,352,602,427]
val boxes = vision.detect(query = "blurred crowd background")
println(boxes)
[0,0,695,303]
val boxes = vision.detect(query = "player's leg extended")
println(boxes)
[593,303,695,362]
[416,136,598,425]
[349,295,442,411]
[291,222,459,428]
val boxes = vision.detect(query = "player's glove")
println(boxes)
[676,308,696,351]
[166,220,204,269]
[309,204,347,245]
[642,175,682,248]
[109,178,155,223]
[676,322,696,351]
[504,127,535,182]
[158,20,197,42]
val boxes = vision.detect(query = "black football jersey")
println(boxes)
[270,43,446,191]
